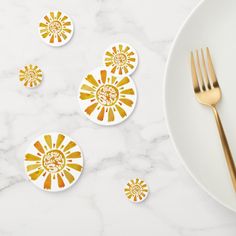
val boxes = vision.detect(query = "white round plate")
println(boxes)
[38,10,74,47]
[164,0,236,211]
[24,132,83,192]
[78,67,137,126]
[103,42,138,76]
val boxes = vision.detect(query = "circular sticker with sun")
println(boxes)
[39,10,73,47]
[19,64,43,88]
[103,42,138,76]
[78,68,137,126]
[124,178,149,203]
[24,132,83,192]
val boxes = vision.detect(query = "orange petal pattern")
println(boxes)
[103,43,138,76]
[19,64,43,88]
[124,178,149,203]
[24,132,83,192]
[78,68,137,126]
[39,11,73,47]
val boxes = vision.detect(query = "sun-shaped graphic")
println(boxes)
[39,10,73,47]
[19,64,43,88]
[78,68,137,125]
[103,43,138,76]
[24,133,83,192]
[124,178,149,203]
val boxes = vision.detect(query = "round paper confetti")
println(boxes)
[19,64,43,88]
[39,10,73,47]
[78,67,137,126]
[24,132,83,192]
[103,42,138,76]
[124,178,149,203]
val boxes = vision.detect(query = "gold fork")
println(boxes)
[190,47,236,191]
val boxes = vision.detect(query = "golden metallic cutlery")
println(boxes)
[190,48,236,191]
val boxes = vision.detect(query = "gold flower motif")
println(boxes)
[104,43,138,76]
[25,133,83,191]
[39,11,73,46]
[124,178,149,203]
[79,68,137,125]
[19,64,42,88]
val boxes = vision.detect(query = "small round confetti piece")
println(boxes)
[78,67,137,126]
[124,178,149,203]
[103,42,138,76]
[19,64,43,88]
[24,132,83,192]
[38,10,74,47]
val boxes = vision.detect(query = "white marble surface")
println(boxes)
[0,0,236,235]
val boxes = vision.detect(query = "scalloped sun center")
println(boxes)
[42,150,66,173]
[113,53,127,66]
[131,184,142,196]
[25,70,37,82]
[96,85,119,106]
[49,21,62,34]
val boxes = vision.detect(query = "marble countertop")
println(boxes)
[1,0,236,235]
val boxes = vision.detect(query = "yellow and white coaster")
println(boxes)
[124,178,149,203]
[19,64,43,88]
[39,10,73,47]
[78,67,137,126]
[24,132,83,192]
[103,42,138,76]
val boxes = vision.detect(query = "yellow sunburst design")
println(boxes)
[103,43,138,76]
[78,68,137,125]
[124,178,149,203]
[39,10,73,46]
[24,132,83,192]
[19,64,43,88]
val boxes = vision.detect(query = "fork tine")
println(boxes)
[191,51,200,92]
[206,47,219,87]
[201,48,211,89]
[196,50,206,91]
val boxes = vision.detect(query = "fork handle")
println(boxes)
[212,106,236,191]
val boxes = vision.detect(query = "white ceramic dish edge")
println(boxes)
[163,0,235,212]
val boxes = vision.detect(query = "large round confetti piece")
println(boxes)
[39,10,74,47]
[19,64,43,88]
[78,67,137,126]
[103,42,138,76]
[24,132,83,192]
[124,178,149,203]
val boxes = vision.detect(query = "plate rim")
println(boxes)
[163,0,236,212]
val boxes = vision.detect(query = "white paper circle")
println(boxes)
[103,42,138,76]
[124,178,149,203]
[38,10,74,47]
[19,64,43,88]
[78,67,137,126]
[24,132,83,192]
